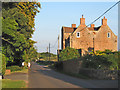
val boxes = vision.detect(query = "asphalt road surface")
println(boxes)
[28,62,118,89]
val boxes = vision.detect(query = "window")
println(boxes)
[107,32,110,38]
[76,32,80,38]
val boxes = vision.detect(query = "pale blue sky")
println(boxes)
[32,2,118,54]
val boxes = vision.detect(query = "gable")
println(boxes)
[96,25,117,39]
[62,27,77,33]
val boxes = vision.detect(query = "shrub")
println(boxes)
[59,47,80,61]
[82,54,112,69]
[103,53,119,70]
[1,54,6,75]
[6,66,22,72]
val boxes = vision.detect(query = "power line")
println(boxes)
[50,38,58,48]
[59,1,120,57]
[79,1,120,32]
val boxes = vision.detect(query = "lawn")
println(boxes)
[11,68,28,74]
[2,79,26,88]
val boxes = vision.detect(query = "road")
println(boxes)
[28,62,118,88]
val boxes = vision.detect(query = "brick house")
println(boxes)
[61,15,117,55]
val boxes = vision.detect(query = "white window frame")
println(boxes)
[107,32,110,38]
[76,32,80,38]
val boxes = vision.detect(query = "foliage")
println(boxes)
[2,2,41,66]
[82,50,119,70]
[59,47,80,61]
[91,49,113,56]
[6,66,22,72]
[38,52,57,61]
[103,53,119,70]
[81,54,112,69]
[36,60,55,65]
[0,54,6,75]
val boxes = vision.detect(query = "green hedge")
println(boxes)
[81,54,112,69]
[59,47,80,61]
[6,66,22,72]
[2,54,6,75]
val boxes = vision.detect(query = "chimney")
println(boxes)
[102,16,107,26]
[72,24,76,28]
[91,24,95,28]
[80,15,85,25]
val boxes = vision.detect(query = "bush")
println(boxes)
[82,54,112,69]
[59,47,80,61]
[1,54,6,75]
[103,53,119,70]
[6,66,22,72]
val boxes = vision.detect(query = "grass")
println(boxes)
[2,79,26,88]
[11,68,28,73]
[5,68,28,75]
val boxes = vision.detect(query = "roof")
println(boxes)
[62,26,101,34]
[88,26,101,31]
[62,27,77,33]
[94,26,101,31]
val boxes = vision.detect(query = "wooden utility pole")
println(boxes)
[49,43,50,61]
[93,37,95,55]
[47,46,48,53]
[58,35,60,61]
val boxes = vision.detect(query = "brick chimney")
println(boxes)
[80,15,85,25]
[102,16,107,26]
[91,24,95,28]
[72,24,76,28]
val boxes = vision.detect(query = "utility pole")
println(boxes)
[49,43,50,61]
[47,46,48,61]
[93,37,95,55]
[47,46,48,53]
[58,35,60,62]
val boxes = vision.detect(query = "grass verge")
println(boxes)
[5,68,28,75]
[11,68,28,74]
[2,79,26,88]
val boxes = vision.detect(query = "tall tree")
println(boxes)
[2,2,41,65]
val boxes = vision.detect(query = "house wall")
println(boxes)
[70,26,117,54]
[61,17,118,54]
[94,25,117,51]
[62,28,72,49]
[70,26,94,54]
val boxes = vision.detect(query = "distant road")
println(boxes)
[28,62,118,88]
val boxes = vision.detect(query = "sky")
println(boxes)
[32,1,118,54]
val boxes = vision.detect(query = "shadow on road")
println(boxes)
[30,62,118,89]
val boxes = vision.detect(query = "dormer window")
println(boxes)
[76,32,80,38]
[107,32,110,38]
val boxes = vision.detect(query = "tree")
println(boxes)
[2,2,41,65]
[2,8,28,65]
[0,53,6,77]
[59,47,80,61]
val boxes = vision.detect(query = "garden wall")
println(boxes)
[62,58,82,74]
[79,68,118,80]
[62,59,118,80]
